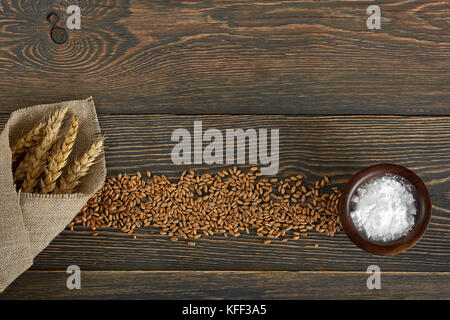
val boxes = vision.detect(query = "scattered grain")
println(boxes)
[74,167,342,246]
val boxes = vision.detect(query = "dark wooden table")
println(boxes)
[0,0,449,299]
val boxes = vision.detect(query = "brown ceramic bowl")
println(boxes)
[339,163,431,255]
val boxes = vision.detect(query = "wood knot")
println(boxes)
[46,11,68,44]
[46,12,59,26]
[50,27,68,44]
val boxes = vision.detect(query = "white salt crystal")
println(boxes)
[350,175,416,242]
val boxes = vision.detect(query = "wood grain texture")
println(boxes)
[0,0,448,114]
[1,114,448,272]
[1,271,449,299]
[0,0,449,299]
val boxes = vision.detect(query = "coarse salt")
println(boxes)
[350,175,416,242]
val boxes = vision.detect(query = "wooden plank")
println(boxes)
[2,114,448,271]
[0,1,448,115]
[1,271,449,299]
[32,227,450,272]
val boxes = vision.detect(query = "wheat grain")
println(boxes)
[49,137,62,159]
[57,138,104,194]
[40,115,79,194]
[11,121,46,165]
[73,167,342,247]
[17,107,68,193]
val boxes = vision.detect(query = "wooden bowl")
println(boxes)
[339,163,431,255]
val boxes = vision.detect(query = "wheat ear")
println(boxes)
[11,121,46,164]
[49,137,62,161]
[14,108,68,184]
[17,107,68,193]
[57,138,104,194]
[40,115,79,194]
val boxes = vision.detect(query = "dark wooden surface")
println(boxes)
[1,271,449,299]
[0,0,448,115]
[0,0,449,299]
[0,114,448,272]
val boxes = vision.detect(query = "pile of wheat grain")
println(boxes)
[71,166,342,245]
[11,107,103,194]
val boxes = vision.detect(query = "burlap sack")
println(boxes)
[0,97,106,292]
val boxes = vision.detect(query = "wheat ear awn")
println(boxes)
[40,115,79,194]
[58,138,104,194]
[11,121,46,164]
[17,107,68,193]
